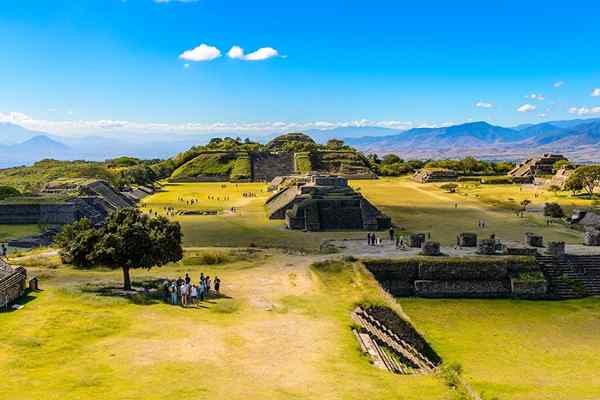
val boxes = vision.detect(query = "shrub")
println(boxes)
[0,185,20,200]
[440,183,458,193]
[480,176,513,184]
[544,202,564,218]
[184,251,230,265]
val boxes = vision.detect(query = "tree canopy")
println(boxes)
[56,209,183,290]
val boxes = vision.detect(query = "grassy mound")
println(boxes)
[171,152,238,180]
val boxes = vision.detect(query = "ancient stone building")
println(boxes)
[508,154,567,177]
[549,166,575,189]
[0,258,27,309]
[0,179,136,226]
[413,169,458,183]
[265,174,391,231]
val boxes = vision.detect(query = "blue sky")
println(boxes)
[1,0,600,137]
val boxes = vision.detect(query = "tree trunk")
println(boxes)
[122,266,132,291]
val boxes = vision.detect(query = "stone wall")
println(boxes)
[364,257,546,299]
[0,203,78,224]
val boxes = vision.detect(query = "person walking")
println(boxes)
[388,228,395,242]
[1,243,7,257]
[367,232,372,246]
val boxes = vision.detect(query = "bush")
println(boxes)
[440,183,458,193]
[544,202,564,218]
[184,251,230,265]
[480,176,513,184]
[0,185,20,200]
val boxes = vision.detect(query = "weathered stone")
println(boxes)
[508,154,568,177]
[413,169,458,183]
[409,233,426,248]
[526,233,544,248]
[457,233,477,247]
[267,174,391,231]
[477,239,497,255]
[584,230,600,246]
[420,241,441,256]
[545,241,566,257]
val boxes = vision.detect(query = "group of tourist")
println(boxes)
[208,195,231,201]
[477,220,488,229]
[242,192,258,198]
[164,273,221,307]
[177,197,200,206]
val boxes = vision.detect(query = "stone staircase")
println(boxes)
[351,307,436,374]
[536,255,600,298]
[265,186,301,219]
[252,153,295,182]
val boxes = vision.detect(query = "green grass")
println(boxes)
[171,152,237,180]
[141,178,587,251]
[0,253,453,400]
[0,224,41,242]
[401,297,600,400]
[353,177,585,245]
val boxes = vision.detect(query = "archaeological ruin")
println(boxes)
[0,179,146,227]
[0,258,27,309]
[508,153,568,178]
[167,133,377,183]
[265,174,391,231]
[412,168,458,183]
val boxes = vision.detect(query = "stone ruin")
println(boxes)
[526,233,544,248]
[0,258,27,309]
[409,233,426,248]
[412,169,458,183]
[584,229,600,246]
[0,179,147,228]
[549,166,574,189]
[457,232,477,247]
[265,174,391,231]
[545,241,566,257]
[420,241,441,256]
[508,154,567,178]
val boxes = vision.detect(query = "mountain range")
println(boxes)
[1,117,600,168]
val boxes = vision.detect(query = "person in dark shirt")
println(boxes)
[185,273,191,285]
[214,276,221,294]
[388,228,395,242]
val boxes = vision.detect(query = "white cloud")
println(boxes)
[0,111,441,137]
[568,106,600,116]
[227,45,245,60]
[553,81,565,88]
[179,44,221,62]
[226,45,280,61]
[591,88,600,97]
[527,93,545,101]
[475,101,493,109]
[517,104,536,113]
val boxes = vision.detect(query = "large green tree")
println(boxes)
[56,209,183,290]
[567,166,600,196]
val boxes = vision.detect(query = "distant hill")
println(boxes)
[0,122,49,145]
[342,119,600,161]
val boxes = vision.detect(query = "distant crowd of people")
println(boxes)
[367,228,432,249]
[164,273,221,307]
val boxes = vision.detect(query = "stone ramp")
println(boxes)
[266,186,301,219]
[537,255,600,298]
[252,153,295,182]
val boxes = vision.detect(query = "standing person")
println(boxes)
[214,276,221,294]
[163,281,170,303]
[1,243,7,257]
[388,227,395,242]
[395,234,400,248]
[205,276,211,297]
[191,284,198,305]
[170,280,177,305]
[367,232,373,246]
[185,273,191,285]
[181,281,188,307]
[199,277,206,301]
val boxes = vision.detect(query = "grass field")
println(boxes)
[0,252,453,400]
[401,298,600,400]
[140,178,586,251]
[0,224,41,242]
